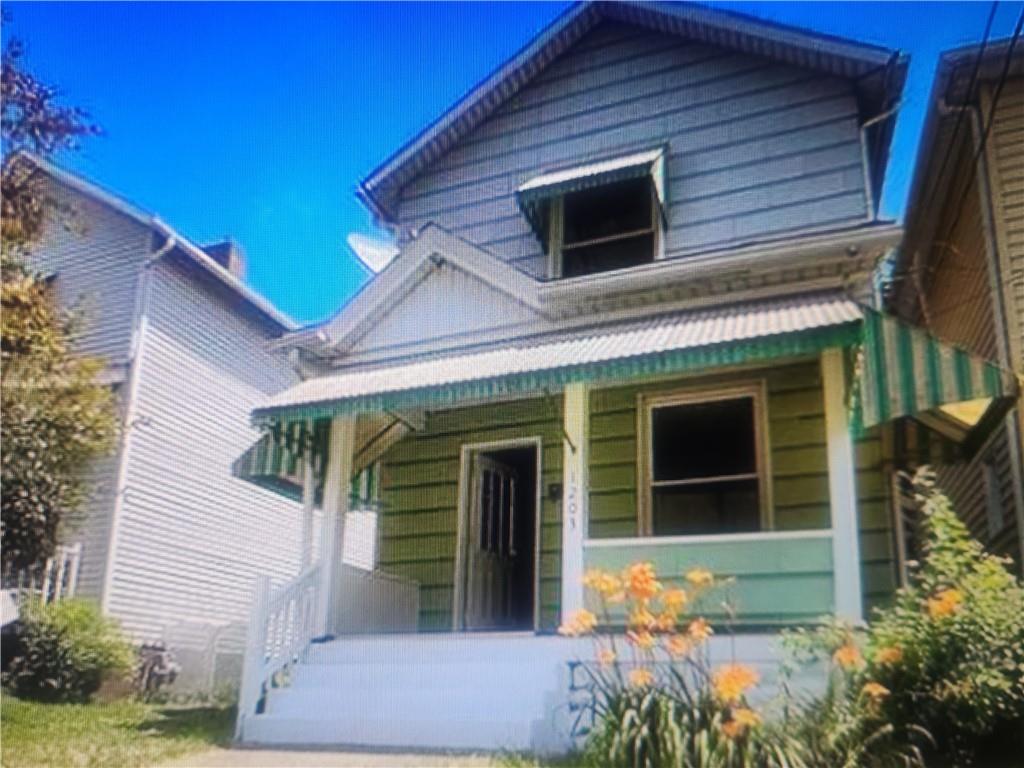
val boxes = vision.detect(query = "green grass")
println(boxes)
[1,696,234,768]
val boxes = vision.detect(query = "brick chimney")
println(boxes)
[202,239,246,279]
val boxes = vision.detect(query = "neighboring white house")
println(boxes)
[14,152,309,689]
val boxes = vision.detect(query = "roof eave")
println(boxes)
[358,1,908,220]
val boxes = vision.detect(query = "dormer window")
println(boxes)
[517,148,667,279]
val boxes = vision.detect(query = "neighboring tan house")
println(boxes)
[896,39,1024,574]
[13,152,308,689]
[229,2,1018,753]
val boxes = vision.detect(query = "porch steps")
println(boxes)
[239,632,788,753]
[242,633,581,753]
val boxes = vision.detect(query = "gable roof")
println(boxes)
[9,151,297,332]
[358,0,907,222]
[273,224,548,355]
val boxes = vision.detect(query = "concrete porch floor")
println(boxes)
[159,747,497,767]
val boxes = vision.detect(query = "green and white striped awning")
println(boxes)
[516,147,667,238]
[233,413,411,502]
[854,309,1019,447]
[231,420,329,501]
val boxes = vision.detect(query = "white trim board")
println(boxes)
[452,436,544,633]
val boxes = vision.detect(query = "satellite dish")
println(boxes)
[347,233,399,274]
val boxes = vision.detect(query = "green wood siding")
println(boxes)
[376,359,897,630]
[584,534,834,625]
[588,359,896,620]
[377,397,564,631]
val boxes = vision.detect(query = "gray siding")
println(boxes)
[394,21,869,277]
[31,180,151,366]
[105,258,304,642]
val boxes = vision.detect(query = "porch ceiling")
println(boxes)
[253,293,863,424]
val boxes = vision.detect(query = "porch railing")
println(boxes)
[236,562,321,737]
[1,543,82,605]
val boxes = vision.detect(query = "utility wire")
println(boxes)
[914,2,999,223]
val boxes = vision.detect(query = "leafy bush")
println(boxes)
[866,468,1024,762]
[4,598,134,702]
[781,468,1024,766]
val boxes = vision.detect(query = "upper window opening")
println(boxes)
[642,387,767,537]
[560,178,657,278]
[515,147,667,279]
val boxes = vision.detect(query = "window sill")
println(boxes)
[584,529,832,548]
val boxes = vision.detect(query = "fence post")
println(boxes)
[235,574,271,742]
[66,543,82,598]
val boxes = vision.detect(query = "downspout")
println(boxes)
[859,103,901,222]
[938,97,1024,562]
[98,232,176,614]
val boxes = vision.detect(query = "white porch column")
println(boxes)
[316,415,357,636]
[561,382,589,621]
[821,348,864,624]
[300,420,316,570]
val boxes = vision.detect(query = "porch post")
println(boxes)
[561,382,589,621]
[316,414,357,636]
[821,348,864,624]
[300,420,316,569]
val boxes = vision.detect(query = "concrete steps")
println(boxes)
[238,632,787,753]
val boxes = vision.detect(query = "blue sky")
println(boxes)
[5,2,1022,325]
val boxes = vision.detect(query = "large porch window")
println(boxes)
[639,384,770,537]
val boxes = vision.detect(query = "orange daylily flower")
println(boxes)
[557,609,597,637]
[623,562,662,601]
[687,617,713,643]
[873,646,903,666]
[629,667,654,688]
[721,706,762,738]
[927,588,963,619]
[665,634,691,657]
[652,611,676,633]
[627,630,656,650]
[712,663,759,702]
[583,569,622,597]
[685,568,714,587]
[628,605,657,630]
[861,681,890,700]
[662,588,688,613]
[597,648,617,668]
[833,642,863,670]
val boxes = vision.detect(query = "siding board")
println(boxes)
[105,259,304,642]
[393,21,868,278]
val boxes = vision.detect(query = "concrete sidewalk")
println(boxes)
[160,747,499,768]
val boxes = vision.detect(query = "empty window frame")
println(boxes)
[549,176,662,278]
[638,384,770,537]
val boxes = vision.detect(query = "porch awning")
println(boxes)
[516,147,667,237]
[231,420,328,501]
[854,309,1020,449]
[252,293,863,425]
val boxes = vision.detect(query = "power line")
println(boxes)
[915,2,999,223]
[941,7,1024,242]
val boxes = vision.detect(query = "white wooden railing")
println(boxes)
[1,543,82,604]
[236,562,321,736]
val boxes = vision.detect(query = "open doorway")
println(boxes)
[456,440,540,631]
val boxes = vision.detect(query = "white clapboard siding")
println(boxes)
[105,257,303,641]
[27,180,152,599]
[394,21,868,278]
[62,452,120,600]
[31,180,151,366]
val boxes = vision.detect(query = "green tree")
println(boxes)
[1,20,117,570]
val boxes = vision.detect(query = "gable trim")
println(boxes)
[359,1,906,221]
[292,224,548,354]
